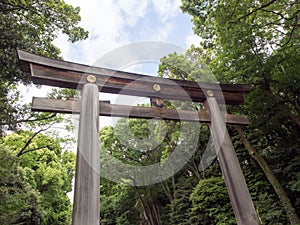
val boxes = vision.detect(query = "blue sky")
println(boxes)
[20,0,202,108]
[20,0,201,102]
[19,0,202,133]
[53,0,200,67]
[18,1,202,198]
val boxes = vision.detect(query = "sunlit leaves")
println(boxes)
[0,147,43,224]
[0,0,88,133]
[0,131,76,224]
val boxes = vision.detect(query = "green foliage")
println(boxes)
[159,45,214,83]
[100,118,180,170]
[169,177,195,225]
[181,0,300,223]
[100,179,140,225]
[190,177,236,225]
[181,0,300,136]
[0,0,88,133]
[0,131,76,224]
[100,112,225,224]
[0,146,43,225]
[47,88,77,100]
[255,193,288,225]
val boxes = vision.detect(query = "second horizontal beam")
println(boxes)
[32,97,249,125]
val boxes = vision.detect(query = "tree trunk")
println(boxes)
[161,181,173,203]
[235,125,300,225]
[133,186,152,225]
[151,199,161,225]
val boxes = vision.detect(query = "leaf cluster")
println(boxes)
[0,131,76,224]
[0,0,88,133]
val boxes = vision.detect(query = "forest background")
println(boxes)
[0,0,299,224]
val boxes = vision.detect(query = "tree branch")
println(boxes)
[18,146,49,157]
[16,123,55,157]
[160,181,173,202]
[0,113,56,126]
[234,125,300,225]
[262,9,287,21]
[132,185,152,225]
[0,6,21,12]
[280,17,299,47]
[238,0,277,21]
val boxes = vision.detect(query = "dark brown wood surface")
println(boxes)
[18,50,250,105]
[32,97,250,125]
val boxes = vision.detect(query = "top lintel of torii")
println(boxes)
[17,49,250,105]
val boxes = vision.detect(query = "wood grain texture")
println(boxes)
[72,84,100,225]
[18,50,250,105]
[205,97,259,225]
[32,97,250,125]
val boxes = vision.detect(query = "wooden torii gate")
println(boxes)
[18,50,259,225]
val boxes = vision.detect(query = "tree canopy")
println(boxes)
[99,1,300,220]
[181,0,300,133]
[0,131,76,224]
[0,0,84,224]
[0,0,88,133]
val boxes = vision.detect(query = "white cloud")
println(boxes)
[57,1,127,64]
[151,0,181,22]
[52,33,70,60]
[185,33,203,47]
[150,22,174,41]
[53,0,195,65]
[116,0,149,26]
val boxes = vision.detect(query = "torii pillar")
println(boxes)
[206,90,259,225]
[17,50,260,225]
[72,79,100,225]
